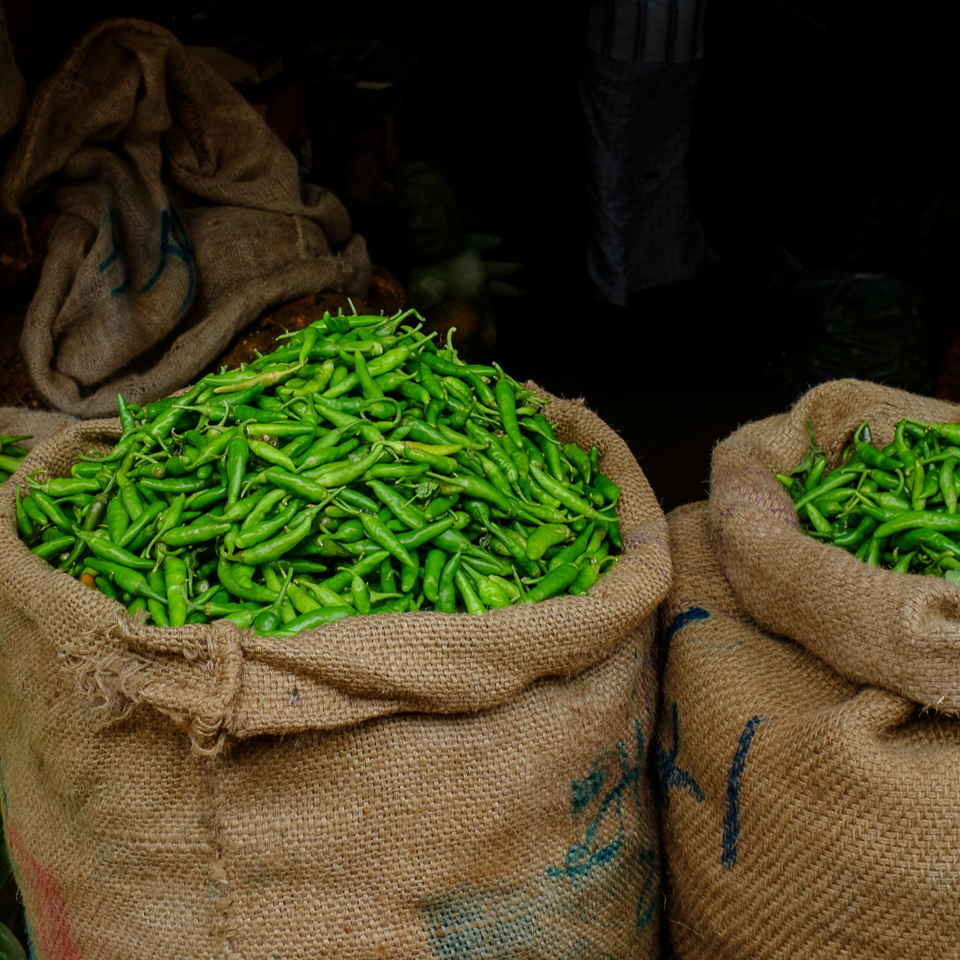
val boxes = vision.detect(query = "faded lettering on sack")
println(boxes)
[97,206,196,317]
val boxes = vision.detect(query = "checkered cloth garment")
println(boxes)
[580,0,711,305]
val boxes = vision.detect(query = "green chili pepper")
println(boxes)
[86,557,168,603]
[348,573,372,614]
[95,575,119,600]
[400,546,420,592]
[892,550,917,573]
[435,473,516,515]
[475,452,513,498]
[548,523,594,570]
[422,548,446,603]
[28,489,73,533]
[454,568,486,615]
[591,472,621,507]
[212,363,302,395]
[283,577,323,615]
[303,445,386,490]
[265,605,357,635]
[237,505,321,566]
[436,550,461,613]
[184,483,228,512]
[225,437,249,507]
[379,557,398,594]
[394,517,457,550]
[872,511,960,539]
[863,535,886,567]
[118,500,165,548]
[297,441,360,476]
[15,486,35,541]
[423,494,459,520]
[562,443,592,486]
[527,464,611,522]
[525,523,570,561]
[148,566,171,626]
[483,521,538,576]
[569,558,600,596]
[494,376,523,450]
[291,358,337,398]
[360,513,415,567]
[914,529,960,557]
[161,518,232,547]
[941,457,958,514]
[212,558,269,603]
[247,439,297,473]
[852,422,903,472]
[804,503,833,536]
[831,516,878,548]
[922,467,941,501]
[234,501,300,549]
[522,563,579,604]
[260,564,296,624]
[220,486,273,525]
[473,572,511,608]
[73,530,155,569]
[32,535,76,560]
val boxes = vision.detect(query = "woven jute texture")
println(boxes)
[0,18,370,419]
[0,390,669,959]
[657,378,960,960]
[0,408,78,450]
[710,377,960,712]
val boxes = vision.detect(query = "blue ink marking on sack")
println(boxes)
[420,886,545,957]
[634,846,657,931]
[421,719,658,956]
[139,207,196,317]
[663,606,710,661]
[96,209,129,296]
[654,702,704,810]
[549,721,645,887]
[721,715,763,869]
[571,767,605,816]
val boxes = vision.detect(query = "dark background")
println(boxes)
[2,0,957,509]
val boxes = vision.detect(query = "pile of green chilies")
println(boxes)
[780,418,960,583]
[14,308,621,636]
[0,435,31,486]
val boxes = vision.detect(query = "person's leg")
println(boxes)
[580,48,709,306]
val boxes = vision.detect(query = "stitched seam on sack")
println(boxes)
[201,757,240,958]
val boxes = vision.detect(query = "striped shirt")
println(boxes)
[584,0,707,63]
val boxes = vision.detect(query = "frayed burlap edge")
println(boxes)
[60,615,243,756]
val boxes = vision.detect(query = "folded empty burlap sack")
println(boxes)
[657,378,960,960]
[0,393,670,958]
[0,18,370,420]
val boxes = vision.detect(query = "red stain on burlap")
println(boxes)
[5,822,87,960]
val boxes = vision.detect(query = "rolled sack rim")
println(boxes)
[0,394,669,740]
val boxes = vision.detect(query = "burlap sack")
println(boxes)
[0,391,669,959]
[657,378,960,960]
[0,19,370,420]
[0,408,78,450]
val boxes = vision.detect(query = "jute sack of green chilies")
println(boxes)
[0,390,669,960]
[658,378,960,960]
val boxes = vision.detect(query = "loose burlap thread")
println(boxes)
[657,378,960,960]
[0,390,669,959]
[0,18,371,419]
